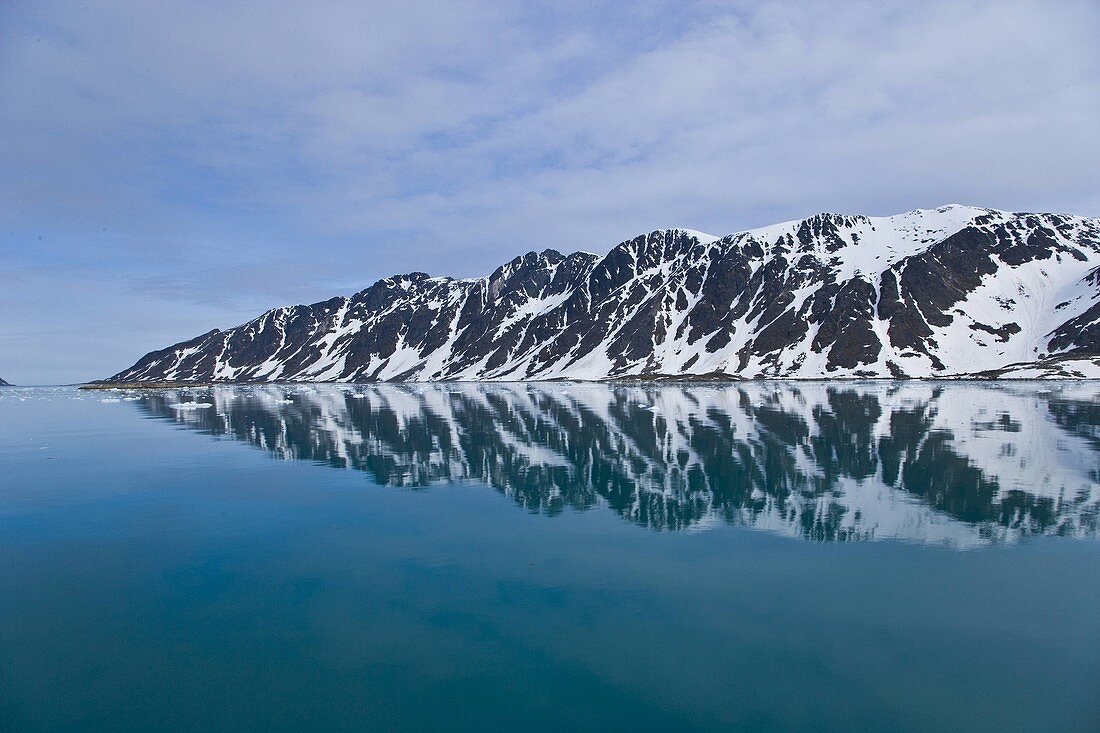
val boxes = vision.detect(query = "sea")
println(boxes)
[2,383,1097,732]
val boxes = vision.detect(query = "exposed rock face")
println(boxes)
[0,377,10,386]
[108,205,1100,382]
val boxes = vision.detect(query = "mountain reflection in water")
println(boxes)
[135,382,1100,547]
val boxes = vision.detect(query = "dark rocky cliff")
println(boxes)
[108,205,1100,382]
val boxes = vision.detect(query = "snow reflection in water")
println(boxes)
[133,382,1100,547]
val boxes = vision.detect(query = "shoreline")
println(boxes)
[78,375,1100,390]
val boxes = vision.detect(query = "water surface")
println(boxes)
[2,383,1098,731]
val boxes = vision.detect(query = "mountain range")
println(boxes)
[107,205,1100,382]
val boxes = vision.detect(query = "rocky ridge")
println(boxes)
[108,205,1100,382]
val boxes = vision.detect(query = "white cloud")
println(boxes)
[1,0,1098,382]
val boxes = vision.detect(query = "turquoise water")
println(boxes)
[1,384,1098,732]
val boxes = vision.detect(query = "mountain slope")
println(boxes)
[108,205,1100,382]
[0,377,10,386]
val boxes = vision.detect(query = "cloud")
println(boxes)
[1,0,1098,383]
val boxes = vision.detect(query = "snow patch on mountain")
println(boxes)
[108,206,1100,383]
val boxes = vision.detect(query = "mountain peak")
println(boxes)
[668,228,719,244]
[106,206,1100,384]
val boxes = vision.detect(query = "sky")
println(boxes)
[2,0,1099,384]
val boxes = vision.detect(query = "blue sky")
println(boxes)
[2,0,1099,384]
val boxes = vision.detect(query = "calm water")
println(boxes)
[1,383,1098,732]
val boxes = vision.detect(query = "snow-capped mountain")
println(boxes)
[0,377,10,386]
[109,205,1100,382]
[133,382,1100,545]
